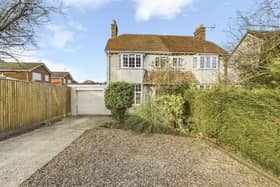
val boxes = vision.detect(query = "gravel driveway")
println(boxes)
[21,128,279,187]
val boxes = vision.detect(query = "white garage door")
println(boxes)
[77,90,110,115]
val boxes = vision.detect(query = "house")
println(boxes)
[105,20,228,104]
[51,72,75,85]
[0,62,51,83]
[227,30,280,85]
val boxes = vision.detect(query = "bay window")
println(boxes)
[121,54,143,68]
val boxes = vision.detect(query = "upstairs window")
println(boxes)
[193,55,219,69]
[32,72,41,81]
[121,54,143,68]
[173,57,184,68]
[154,56,168,68]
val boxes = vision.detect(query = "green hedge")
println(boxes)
[185,88,280,175]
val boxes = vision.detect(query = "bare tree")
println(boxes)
[0,0,59,60]
[227,0,280,88]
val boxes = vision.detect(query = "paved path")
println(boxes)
[0,116,109,187]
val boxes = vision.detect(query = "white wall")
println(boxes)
[107,52,225,85]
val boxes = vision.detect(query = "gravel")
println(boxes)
[21,128,279,187]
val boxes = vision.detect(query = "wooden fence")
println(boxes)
[0,79,71,138]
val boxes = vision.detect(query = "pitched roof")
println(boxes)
[51,72,74,80]
[105,34,227,56]
[144,71,199,84]
[0,62,44,71]
[248,30,280,40]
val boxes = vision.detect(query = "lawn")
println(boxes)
[20,127,278,186]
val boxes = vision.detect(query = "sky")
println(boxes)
[22,0,257,82]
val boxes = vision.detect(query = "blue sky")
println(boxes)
[24,0,256,82]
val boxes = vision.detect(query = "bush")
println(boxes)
[185,88,280,175]
[124,95,187,134]
[105,82,134,124]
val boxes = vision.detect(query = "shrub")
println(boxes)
[185,88,280,175]
[105,82,134,124]
[124,95,187,134]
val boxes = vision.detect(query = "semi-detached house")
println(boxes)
[105,20,227,104]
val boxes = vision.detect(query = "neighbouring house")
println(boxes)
[105,20,228,104]
[0,62,51,83]
[227,30,280,85]
[51,72,75,85]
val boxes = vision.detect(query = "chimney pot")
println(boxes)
[111,20,118,39]
[194,24,206,41]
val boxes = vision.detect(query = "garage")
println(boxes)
[70,85,111,116]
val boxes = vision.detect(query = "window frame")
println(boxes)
[32,72,42,81]
[172,57,184,69]
[154,56,168,68]
[121,53,143,69]
[134,84,142,105]
[45,74,50,82]
[193,55,219,70]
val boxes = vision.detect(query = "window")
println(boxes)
[193,57,198,69]
[134,84,142,104]
[123,54,128,67]
[32,72,41,81]
[173,57,184,68]
[200,56,205,69]
[121,54,142,68]
[193,55,218,69]
[136,55,141,68]
[67,79,72,84]
[206,56,211,68]
[212,56,218,69]
[45,75,49,82]
[154,57,168,68]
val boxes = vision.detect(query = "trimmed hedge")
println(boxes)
[185,88,280,175]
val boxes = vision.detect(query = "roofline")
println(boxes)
[105,50,226,56]
[229,31,264,58]
[51,72,74,80]
[0,63,51,73]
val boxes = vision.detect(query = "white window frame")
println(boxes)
[134,84,142,105]
[172,57,184,69]
[121,53,143,69]
[154,56,168,68]
[193,55,219,70]
[32,72,42,81]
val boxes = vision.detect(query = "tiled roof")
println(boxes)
[0,62,43,71]
[106,34,227,56]
[144,70,199,84]
[51,72,71,78]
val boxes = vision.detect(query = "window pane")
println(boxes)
[123,54,128,67]
[32,72,41,81]
[193,57,197,68]
[45,75,49,81]
[200,56,205,69]
[206,56,211,68]
[161,57,167,68]
[212,56,217,69]
[172,58,177,67]
[136,55,141,67]
[155,57,160,67]
[129,54,135,68]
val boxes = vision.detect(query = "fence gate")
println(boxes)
[70,85,111,116]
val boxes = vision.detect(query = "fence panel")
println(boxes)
[0,79,71,136]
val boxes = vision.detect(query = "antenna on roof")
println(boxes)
[205,25,216,30]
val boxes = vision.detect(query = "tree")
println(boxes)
[104,82,134,124]
[227,0,280,87]
[0,0,59,60]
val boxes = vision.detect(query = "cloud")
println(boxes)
[62,0,112,8]
[47,25,74,49]
[135,0,193,21]
[68,20,87,31]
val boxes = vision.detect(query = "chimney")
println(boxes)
[111,20,118,39]
[194,24,206,41]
